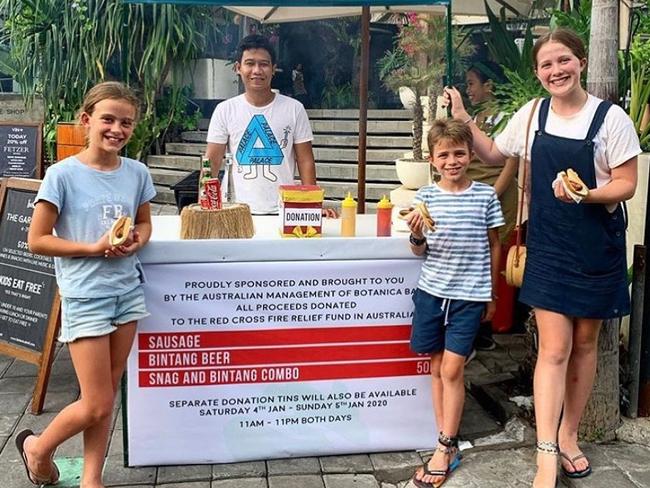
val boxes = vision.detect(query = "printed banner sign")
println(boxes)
[126,259,436,466]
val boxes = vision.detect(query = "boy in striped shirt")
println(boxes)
[408,119,504,488]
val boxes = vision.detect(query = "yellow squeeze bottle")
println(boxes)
[340,192,357,237]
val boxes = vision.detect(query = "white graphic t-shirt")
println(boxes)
[206,94,313,214]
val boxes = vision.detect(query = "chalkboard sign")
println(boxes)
[0,123,43,179]
[0,178,60,414]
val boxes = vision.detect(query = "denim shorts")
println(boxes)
[410,288,484,356]
[59,285,149,343]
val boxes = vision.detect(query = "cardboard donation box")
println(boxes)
[279,185,323,238]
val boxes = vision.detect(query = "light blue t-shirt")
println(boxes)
[414,182,504,301]
[35,156,156,298]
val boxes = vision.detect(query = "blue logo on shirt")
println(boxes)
[237,115,284,166]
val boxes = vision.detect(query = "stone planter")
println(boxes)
[395,158,431,190]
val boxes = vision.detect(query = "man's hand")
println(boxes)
[322,207,338,218]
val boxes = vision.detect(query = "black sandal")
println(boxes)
[15,429,60,486]
[560,451,592,478]
[411,432,462,488]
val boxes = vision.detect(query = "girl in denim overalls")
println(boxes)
[445,28,640,488]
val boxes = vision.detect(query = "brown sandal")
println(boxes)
[15,429,60,485]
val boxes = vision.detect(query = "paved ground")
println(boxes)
[2,334,649,487]
[1,204,648,487]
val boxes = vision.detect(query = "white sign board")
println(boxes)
[126,259,436,466]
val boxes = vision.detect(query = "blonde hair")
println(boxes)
[77,81,141,122]
[427,118,473,154]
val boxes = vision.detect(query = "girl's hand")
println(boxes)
[552,177,575,204]
[103,228,140,258]
[406,209,425,238]
[443,86,471,122]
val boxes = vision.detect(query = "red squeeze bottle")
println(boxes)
[376,195,393,237]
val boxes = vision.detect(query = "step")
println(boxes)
[311,119,412,134]
[163,143,406,163]
[196,110,411,130]
[150,167,194,187]
[319,181,397,201]
[316,163,398,182]
[150,163,398,188]
[306,109,412,120]
[147,154,202,171]
[180,131,413,149]
[153,184,177,205]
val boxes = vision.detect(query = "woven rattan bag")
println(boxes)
[505,98,540,288]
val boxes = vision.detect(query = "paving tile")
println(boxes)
[628,469,650,488]
[154,481,210,488]
[156,463,212,483]
[320,454,374,474]
[564,466,638,487]
[267,456,321,476]
[3,360,38,377]
[0,413,20,436]
[212,460,267,479]
[213,478,268,488]
[0,392,31,414]
[102,454,156,486]
[268,474,323,488]
[369,451,421,484]
[324,473,380,488]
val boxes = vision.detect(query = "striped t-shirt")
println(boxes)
[414,182,505,301]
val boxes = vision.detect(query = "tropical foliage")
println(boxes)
[480,2,545,133]
[0,0,219,160]
[378,13,473,160]
[628,3,650,150]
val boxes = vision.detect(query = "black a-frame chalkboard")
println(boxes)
[0,177,60,414]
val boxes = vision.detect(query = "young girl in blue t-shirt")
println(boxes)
[16,82,155,487]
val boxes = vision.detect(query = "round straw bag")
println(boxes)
[504,98,540,288]
[505,244,526,288]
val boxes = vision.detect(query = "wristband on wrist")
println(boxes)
[409,234,426,246]
[462,116,473,125]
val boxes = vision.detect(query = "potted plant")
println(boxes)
[378,13,472,189]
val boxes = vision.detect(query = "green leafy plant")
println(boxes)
[479,1,544,132]
[320,83,358,109]
[378,13,473,160]
[629,33,650,151]
[0,0,216,161]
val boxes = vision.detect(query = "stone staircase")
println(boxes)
[147,108,413,209]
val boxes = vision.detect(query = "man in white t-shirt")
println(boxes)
[206,34,332,215]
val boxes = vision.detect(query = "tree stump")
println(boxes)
[180,203,254,239]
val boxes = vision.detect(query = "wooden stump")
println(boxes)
[180,203,254,239]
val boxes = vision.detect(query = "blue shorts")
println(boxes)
[59,285,149,343]
[410,288,484,356]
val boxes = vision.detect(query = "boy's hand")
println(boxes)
[406,209,425,238]
[482,300,496,322]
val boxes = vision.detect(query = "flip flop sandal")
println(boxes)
[560,451,592,478]
[15,429,60,485]
[411,452,462,488]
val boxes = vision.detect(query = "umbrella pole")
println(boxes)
[357,5,370,214]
